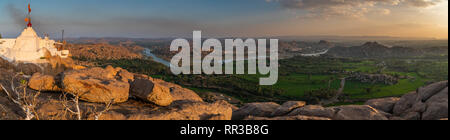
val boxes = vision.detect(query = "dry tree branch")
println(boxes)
[60,92,82,120]
[0,73,40,120]
[92,99,113,120]
[59,89,114,120]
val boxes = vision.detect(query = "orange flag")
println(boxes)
[28,3,31,13]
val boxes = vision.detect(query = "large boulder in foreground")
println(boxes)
[271,101,306,116]
[232,102,280,120]
[393,92,418,116]
[61,66,130,103]
[28,73,61,92]
[128,100,232,120]
[392,81,448,120]
[287,105,389,120]
[150,77,203,102]
[422,87,448,120]
[244,115,331,120]
[331,105,389,120]
[365,97,400,113]
[288,105,336,118]
[130,79,173,106]
[416,81,448,102]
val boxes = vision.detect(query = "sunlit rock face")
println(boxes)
[0,27,69,63]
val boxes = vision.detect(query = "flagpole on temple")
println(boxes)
[27,1,32,27]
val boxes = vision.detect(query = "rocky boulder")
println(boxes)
[287,105,389,120]
[365,97,400,113]
[288,105,336,118]
[14,63,42,75]
[393,92,418,116]
[392,81,448,120]
[150,78,203,102]
[232,102,280,120]
[116,68,134,83]
[416,81,448,102]
[422,87,448,120]
[46,55,86,74]
[128,100,232,120]
[271,101,306,116]
[244,115,331,120]
[28,73,61,91]
[61,67,130,103]
[331,105,388,120]
[130,78,173,106]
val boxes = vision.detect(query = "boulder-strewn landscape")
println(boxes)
[0,37,448,120]
[1,58,232,120]
[0,55,447,120]
[238,80,447,120]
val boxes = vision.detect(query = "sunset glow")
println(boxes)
[0,0,448,39]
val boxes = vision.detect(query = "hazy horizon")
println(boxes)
[0,0,448,39]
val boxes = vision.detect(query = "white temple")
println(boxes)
[0,27,69,63]
[0,3,69,63]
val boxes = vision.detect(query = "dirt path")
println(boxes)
[321,77,346,105]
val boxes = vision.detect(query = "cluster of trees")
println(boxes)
[166,74,287,103]
[279,56,362,75]
[385,59,448,82]
[95,58,170,76]
[72,57,171,76]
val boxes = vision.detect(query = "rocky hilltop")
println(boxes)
[328,42,448,58]
[68,43,144,60]
[1,60,231,120]
[0,57,447,120]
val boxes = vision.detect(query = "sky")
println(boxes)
[0,0,448,39]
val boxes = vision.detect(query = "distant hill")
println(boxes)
[275,35,441,41]
[327,42,448,58]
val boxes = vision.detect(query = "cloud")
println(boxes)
[3,3,203,38]
[267,0,444,18]
[402,0,444,7]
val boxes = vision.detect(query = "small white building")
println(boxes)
[0,27,69,63]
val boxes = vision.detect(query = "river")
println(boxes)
[143,48,329,67]
[143,48,171,67]
[142,48,268,68]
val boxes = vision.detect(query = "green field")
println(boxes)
[238,74,341,97]
[234,56,446,102]
[238,72,429,99]
[82,55,448,105]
